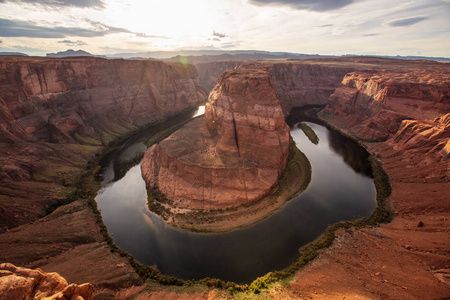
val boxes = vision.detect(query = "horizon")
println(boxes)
[4,48,450,60]
[0,0,449,58]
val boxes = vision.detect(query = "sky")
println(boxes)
[0,0,449,57]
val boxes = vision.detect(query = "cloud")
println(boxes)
[387,16,428,27]
[0,18,167,39]
[248,0,354,12]
[221,41,242,49]
[213,31,226,38]
[316,24,333,27]
[0,40,2,43]
[362,33,379,37]
[134,32,169,39]
[58,39,88,46]
[0,0,105,9]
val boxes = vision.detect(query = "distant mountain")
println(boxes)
[106,50,323,60]
[107,50,329,64]
[46,49,105,58]
[343,54,450,63]
[164,52,328,65]
[0,52,28,56]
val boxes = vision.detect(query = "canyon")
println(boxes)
[0,56,449,299]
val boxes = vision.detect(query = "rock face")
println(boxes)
[0,56,206,183]
[0,56,206,145]
[269,62,354,114]
[196,61,241,92]
[141,65,290,209]
[324,70,450,141]
[196,60,354,114]
[0,56,206,230]
[0,263,94,300]
[323,65,450,182]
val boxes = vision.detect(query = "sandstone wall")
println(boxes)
[324,71,450,141]
[0,57,206,144]
[269,63,353,114]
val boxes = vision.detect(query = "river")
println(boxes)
[95,106,376,283]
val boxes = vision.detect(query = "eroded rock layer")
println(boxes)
[141,65,290,209]
[0,56,206,230]
[324,70,450,141]
[0,56,206,145]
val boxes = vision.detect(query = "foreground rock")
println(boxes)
[0,263,94,300]
[141,65,290,210]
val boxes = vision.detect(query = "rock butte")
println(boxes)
[141,66,290,209]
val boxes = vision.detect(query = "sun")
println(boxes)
[114,0,216,42]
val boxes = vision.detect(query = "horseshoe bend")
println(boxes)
[140,66,312,229]
[0,55,449,299]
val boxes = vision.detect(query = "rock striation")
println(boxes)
[0,56,206,230]
[324,70,450,141]
[269,62,354,114]
[0,56,206,145]
[196,60,355,114]
[141,65,290,210]
[0,263,94,300]
[323,65,450,182]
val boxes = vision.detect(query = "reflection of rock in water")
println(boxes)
[328,130,373,177]
[297,122,319,145]
[113,154,144,182]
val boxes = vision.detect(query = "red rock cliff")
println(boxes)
[269,62,354,114]
[323,65,450,182]
[141,65,290,209]
[196,61,354,114]
[0,56,206,144]
[324,70,450,141]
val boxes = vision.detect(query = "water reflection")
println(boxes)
[95,115,376,283]
[327,130,373,177]
[100,106,205,183]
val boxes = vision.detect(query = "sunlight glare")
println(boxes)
[119,0,215,41]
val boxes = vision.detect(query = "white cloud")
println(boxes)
[0,0,448,57]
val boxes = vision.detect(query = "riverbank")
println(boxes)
[281,112,450,299]
[147,139,311,232]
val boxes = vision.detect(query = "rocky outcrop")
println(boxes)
[391,113,450,156]
[0,263,94,300]
[0,56,206,145]
[324,70,450,141]
[141,65,290,209]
